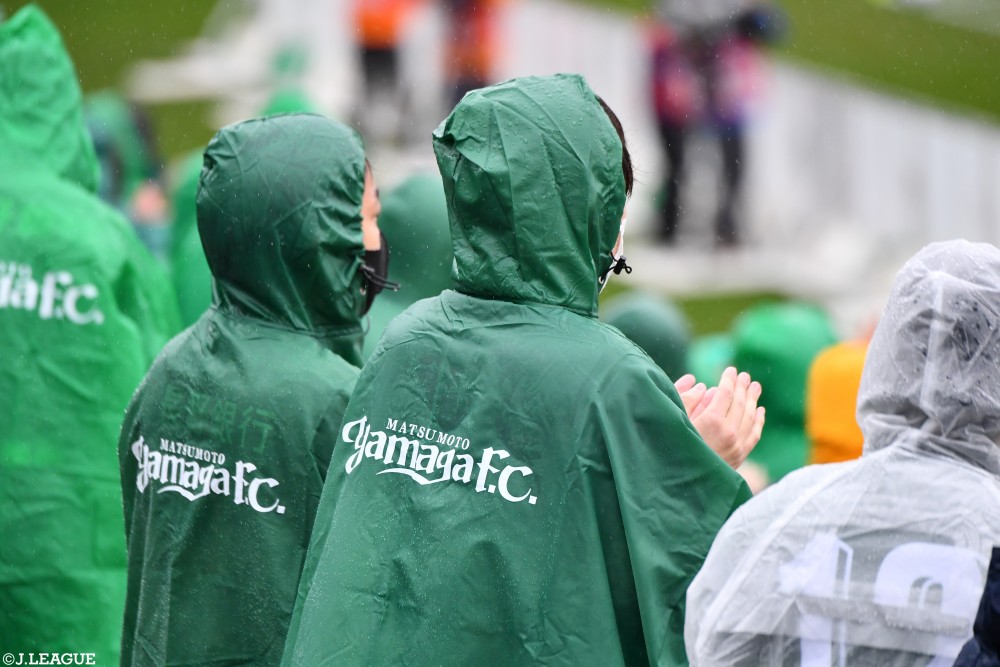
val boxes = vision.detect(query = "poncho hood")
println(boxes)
[433,74,626,317]
[196,113,367,360]
[732,302,837,480]
[859,239,1000,475]
[0,5,99,192]
[602,291,691,379]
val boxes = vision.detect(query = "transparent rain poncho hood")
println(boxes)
[858,240,1000,474]
[685,240,1000,666]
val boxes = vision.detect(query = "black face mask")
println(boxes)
[359,230,400,315]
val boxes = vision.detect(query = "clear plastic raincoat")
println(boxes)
[685,240,1000,666]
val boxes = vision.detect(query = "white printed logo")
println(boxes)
[342,416,538,506]
[0,261,103,325]
[131,436,286,515]
[781,534,985,666]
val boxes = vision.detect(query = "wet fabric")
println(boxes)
[362,172,453,359]
[119,114,368,666]
[686,240,1000,666]
[601,291,692,380]
[0,7,179,663]
[169,91,319,328]
[732,302,838,481]
[953,547,1000,667]
[283,73,751,667]
[807,341,867,465]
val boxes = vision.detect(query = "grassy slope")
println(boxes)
[4,0,218,158]
[580,0,1000,125]
[9,0,998,146]
[777,0,1000,124]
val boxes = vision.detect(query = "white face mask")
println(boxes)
[598,216,631,293]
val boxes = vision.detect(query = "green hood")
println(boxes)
[0,5,99,191]
[602,291,692,380]
[733,302,838,480]
[688,333,735,387]
[260,88,319,117]
[378,173,453,299]
[433,74,626,317]
[170,91,322,329]
[196,113,367,354]
[170,151,204,257]
[361,172,454,359]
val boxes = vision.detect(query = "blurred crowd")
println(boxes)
[1,3,999,667]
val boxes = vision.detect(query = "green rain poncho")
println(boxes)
[118,114,369,666]
[361,172,453,359]
[283,74,751,667]
[0,6,178,662]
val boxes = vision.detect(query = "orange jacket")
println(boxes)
[354,0,420,49]
[806,341,868,464]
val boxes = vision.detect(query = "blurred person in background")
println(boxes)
[118,113,394,666]
[362,172,453,360]
[601,290,692,380]
[686,240,1000,666]
[353,0,419,141]
[168,149,210,328]
[85,90,171,264]
[169,87,321,328]
[443,0,501,106]
[282,74,764,666]
[648,2,782,247]
[731,301,837,485]
[954,547,1000,667]
[806,339,868,465]
[0,7,179,663]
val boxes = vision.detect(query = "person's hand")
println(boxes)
[674,373,707,415]
[674,367,765,469]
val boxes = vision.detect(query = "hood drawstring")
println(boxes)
[610,255,632,276]
[359,264,401,292]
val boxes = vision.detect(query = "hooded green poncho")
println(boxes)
[283,74,750,667]
[0,7,178,663]
[119,113,368,666]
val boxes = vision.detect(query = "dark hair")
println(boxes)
[596,96,634,198]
